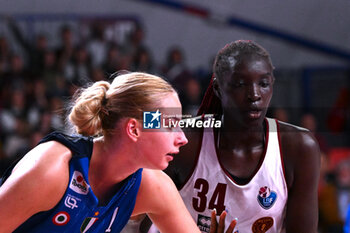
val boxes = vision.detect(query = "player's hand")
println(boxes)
[209,209,237,233]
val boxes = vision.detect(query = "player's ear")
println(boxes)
[212,76,222,99]
[126,118,141,142]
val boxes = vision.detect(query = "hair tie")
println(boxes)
[100,106,109,116]
[102,94,108,106]
[100,95,109,116]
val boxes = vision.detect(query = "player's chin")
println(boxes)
[147,161,168,170]
[165,154,174,162]
[158,157,173,170]
[242,113,265,126]
[156,163,169,171]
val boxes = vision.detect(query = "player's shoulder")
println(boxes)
[39,131,93,158]
[275,119,320,159]
[14,140,71,173]
[5,141,71,209]
[276,120,316,145]
[142,169,173,186]
[136,169,177,209]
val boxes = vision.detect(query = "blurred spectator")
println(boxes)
[87,22,108,68]
[6,54,28,89]
[0,53,29,118]
[2,116,30,160]
[56,25,75,73]
[38,111,55,135]
[25,79,49,129]
[318,152,344,233]
[0,88,28,134]
[6,17,48,75]
[327,87,349,134]
[51,75,71,98]
[0,141,9,176]
[90,67,107,82]
[161,46,187,82]
[41,50,60,91]
[344,204,350,233]
[132,47,155,74]
[335,159,350,221]
[48,96,65,131]
[161,46,196,101]
[181,78,202,116]
[69,45,92,85]
[119,54,133,71]
[0,36,12,74]
[123,22,147,59]
[31,79,49,110]
[300,113,345,232]
[29,130,45,148]
[102,43,121,75]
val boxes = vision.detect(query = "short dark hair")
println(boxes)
[213,40,273,81]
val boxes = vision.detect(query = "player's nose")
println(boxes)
[175,129,188,147]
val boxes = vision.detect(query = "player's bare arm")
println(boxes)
[132,169,200,233]
[279,122,320,233]
[0,141,71,233]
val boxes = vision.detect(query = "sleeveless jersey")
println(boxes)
[179,118,288,233]
[9,132,142,233]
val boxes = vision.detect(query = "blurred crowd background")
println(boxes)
[0,9,349,233]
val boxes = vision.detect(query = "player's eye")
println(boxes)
[260,81,270,88]
[230,80,245,88]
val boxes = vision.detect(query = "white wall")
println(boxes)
[1,0,350,69]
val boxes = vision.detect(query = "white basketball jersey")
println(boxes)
[179,118,288,233]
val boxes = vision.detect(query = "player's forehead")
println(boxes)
[157,93,182,114]
[234,54,271,69]
[221,57,273,81]
[157,92,181,109]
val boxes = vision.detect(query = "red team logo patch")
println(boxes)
[52,211,70,226]
[257,186,277,209]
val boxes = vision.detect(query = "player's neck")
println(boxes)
[217,118,266,150]
[89,138,140,188]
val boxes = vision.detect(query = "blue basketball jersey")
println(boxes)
[10,132,142,233]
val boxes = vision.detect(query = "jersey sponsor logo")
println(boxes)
[257,186,277,209]
[52,211,70,226]
[80,217,98,233]
[69,171,89,195]
[252,217,274,233]
[197,214,211,233]
[64,195,79,209]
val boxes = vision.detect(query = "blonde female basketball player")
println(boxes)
[0,72,202,233]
